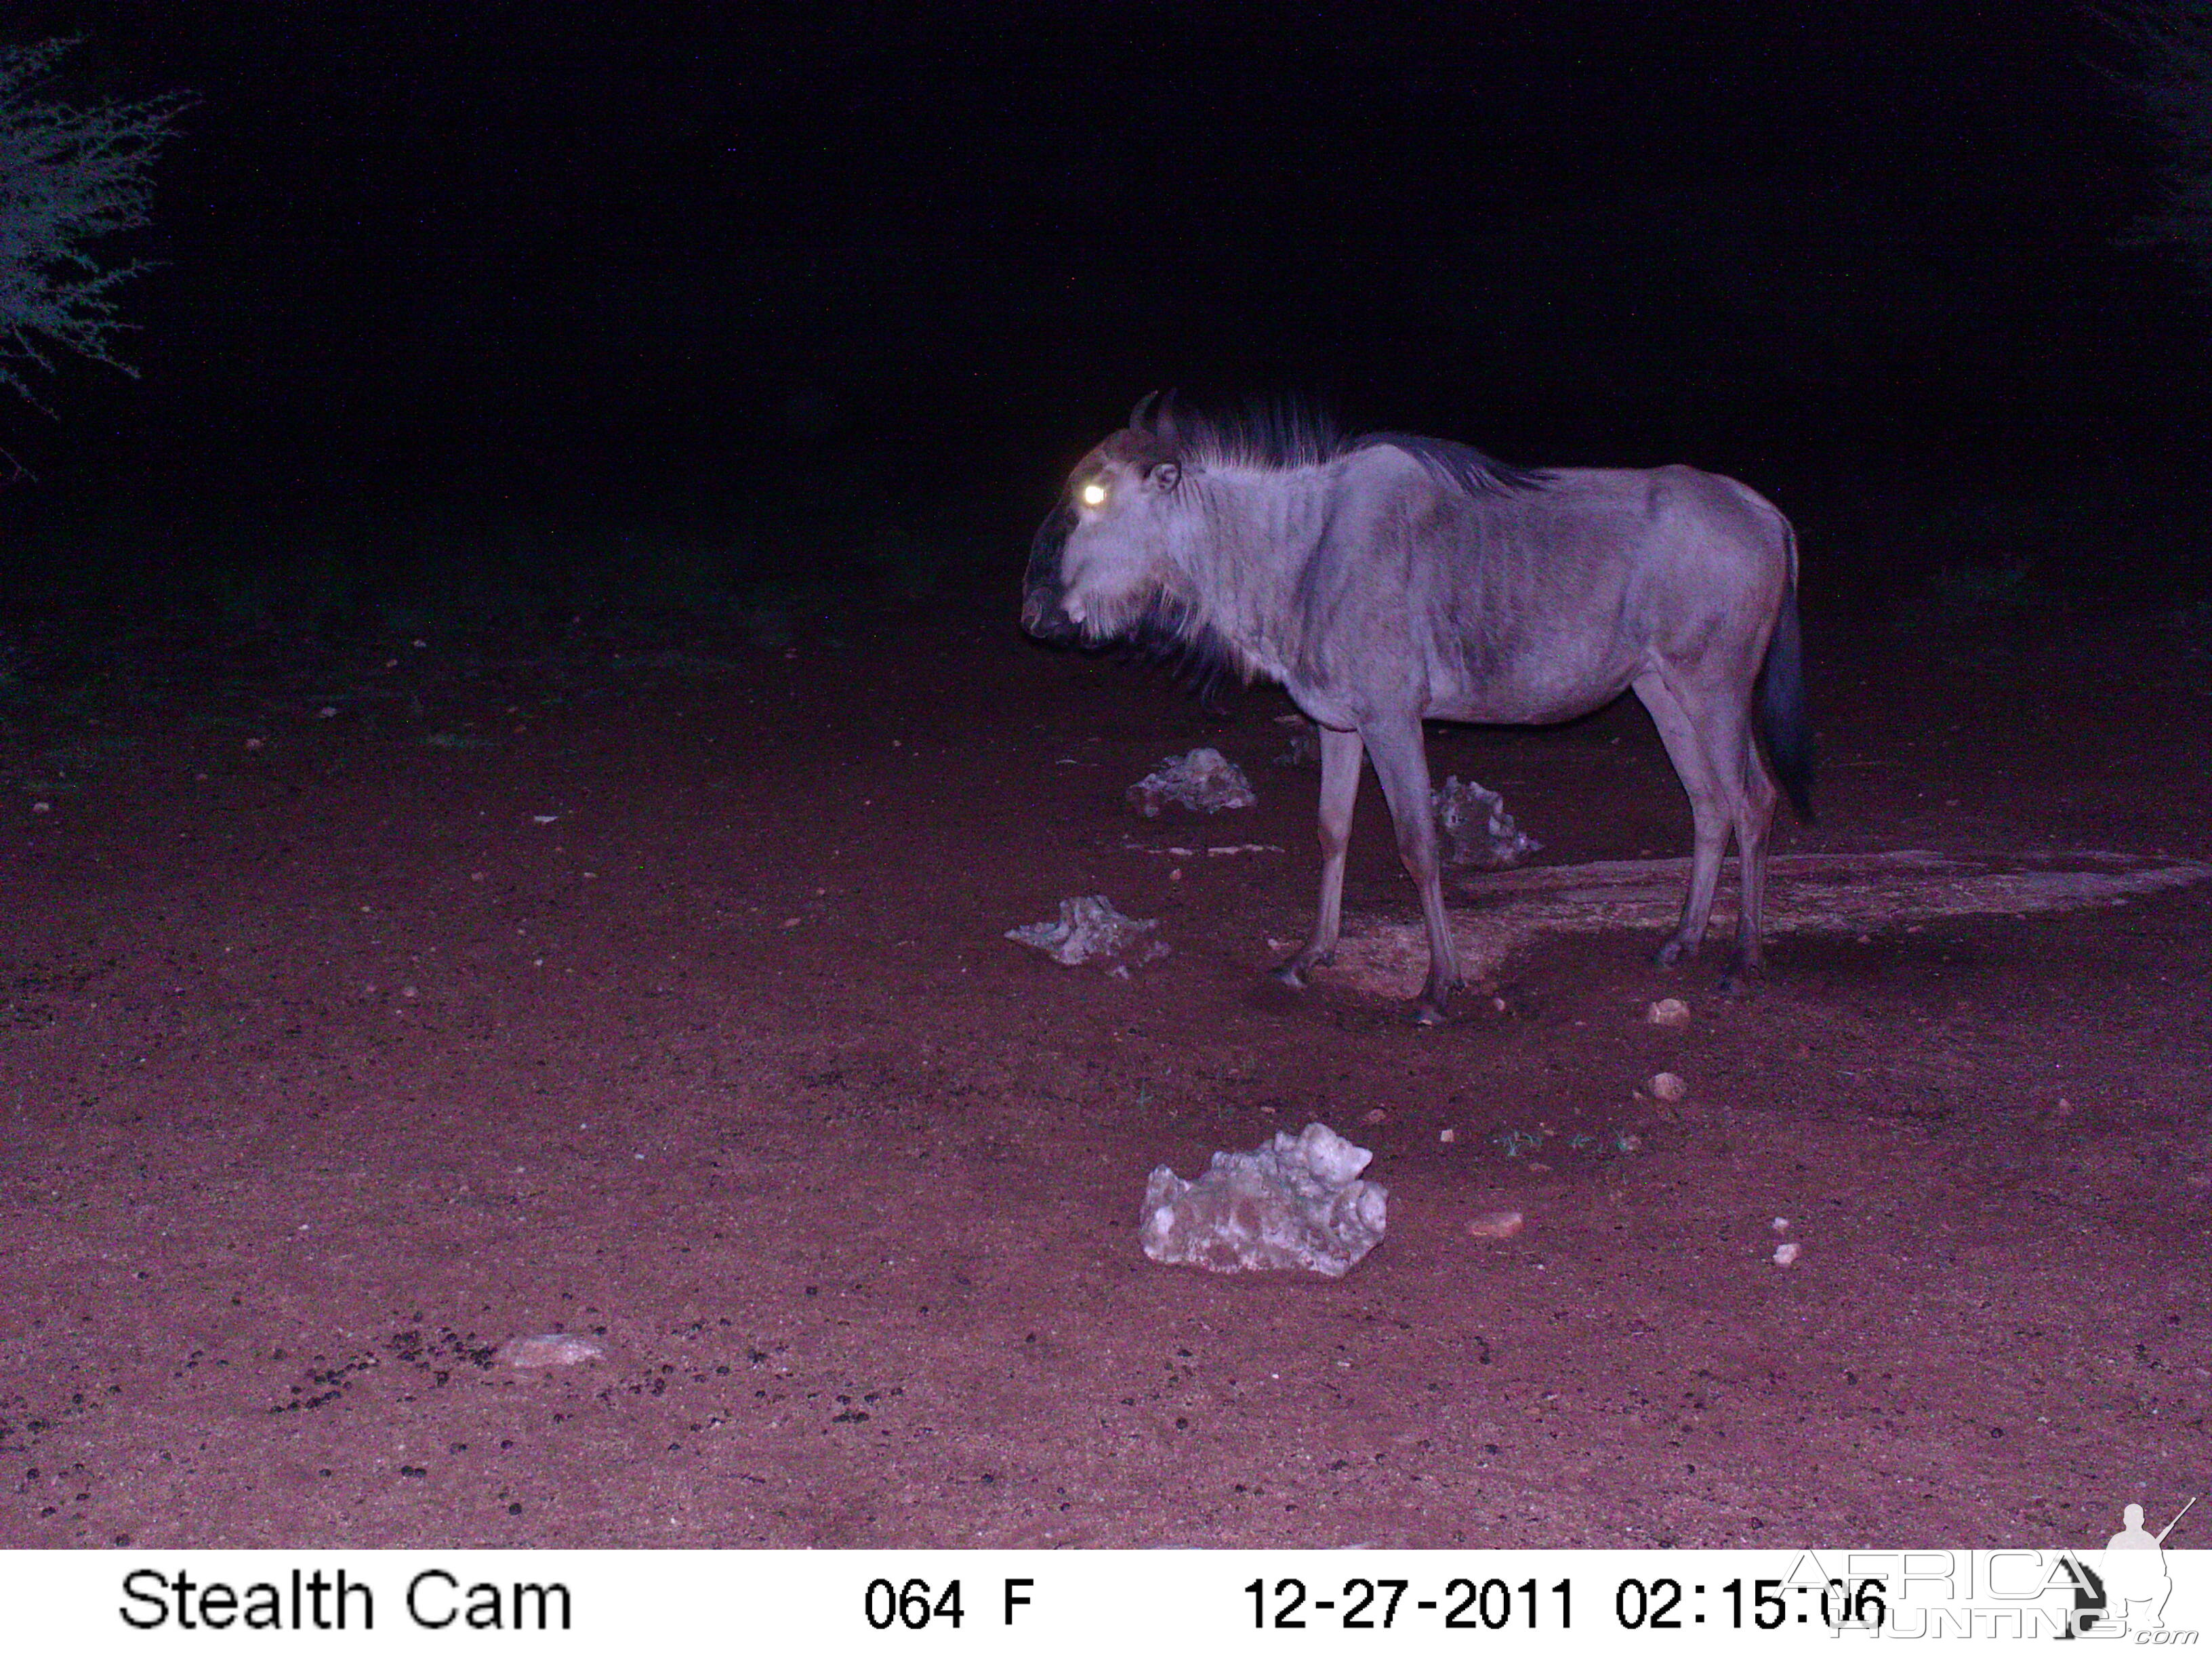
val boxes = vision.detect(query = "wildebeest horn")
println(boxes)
[1130,390,1162,432]
[1153,389,1183,449]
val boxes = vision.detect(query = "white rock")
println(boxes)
[1126,748,1257,817]
[1648,1071,1689,1103]
[1772,1242,1801,1267]
[1645,997,1692,1027]
[495,1334,604,1368]
[1141,1122,1387,1278]
[1006,896,1168,969]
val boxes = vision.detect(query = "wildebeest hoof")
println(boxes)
[1412,979,1462,1025]
[1655,939,1696,969]
[1271,961,1309,991]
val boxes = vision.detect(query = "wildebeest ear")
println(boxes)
[1147,462,1180,492]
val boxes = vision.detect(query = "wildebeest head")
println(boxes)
[1021,395,1189,644]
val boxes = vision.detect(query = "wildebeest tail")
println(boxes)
[1755,571,1816,822]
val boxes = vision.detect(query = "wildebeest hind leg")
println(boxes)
[1275,724,1364,989]
[1361,718,1462,1023]
[1634,672,1730,968]
[1720,723,1780,989]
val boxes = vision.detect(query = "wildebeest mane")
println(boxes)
[1350,431,1552,497]
[1141,397,1348,473]
[1133,395,1548,497]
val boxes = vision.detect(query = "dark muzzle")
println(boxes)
[1020,590,1073,639]
[1021,504,1080,641]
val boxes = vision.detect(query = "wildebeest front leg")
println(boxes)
[1360,718,1462,1023]
[1273,724,1364,989]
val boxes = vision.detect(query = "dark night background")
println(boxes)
[2,0,2206,617]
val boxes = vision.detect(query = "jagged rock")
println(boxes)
[1006,896,1168,968]
[1432,775,1541,867]
[1126,748,1257,817]
[1139,1122,1388,1278]
[1273,714,1322,768]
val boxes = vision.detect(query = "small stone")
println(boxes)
[244,737,264,750]
[1466,1209,1525,1240]
[1359,1107,1388,1126]
[1772,1216,1791,1233]
[1438,1127,1457,1144]
[1648,1071,1689,1103]
[30,801,50,815]
[1772,1242,1801,1267]
[1645,997,1692,1027]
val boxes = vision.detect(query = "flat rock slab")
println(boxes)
[1326,849,2212,1000]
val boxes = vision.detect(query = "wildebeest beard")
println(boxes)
[1116,589,1244,712]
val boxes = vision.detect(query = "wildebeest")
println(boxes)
[1021,397,1813,1023]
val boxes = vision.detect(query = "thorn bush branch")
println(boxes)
[0,36,192,409]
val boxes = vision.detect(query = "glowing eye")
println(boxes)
[1079,480,1108,508]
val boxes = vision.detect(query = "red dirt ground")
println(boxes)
[1,590,2207,1549]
